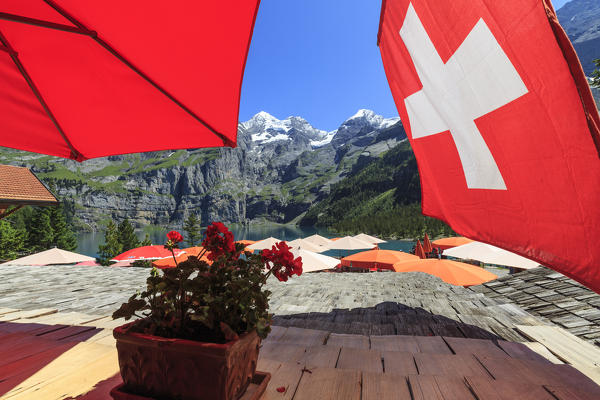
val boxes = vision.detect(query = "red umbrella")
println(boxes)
[0,2,260,160]
[415,240,426,259]
[111,245,184,262]
[423,233,433,254]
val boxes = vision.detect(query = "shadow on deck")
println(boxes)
[272,301,507,340]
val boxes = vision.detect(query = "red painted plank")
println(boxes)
[0,335,66,364]
[0,342,77,396]
[0,322,66,335]
[68,373,122,400]
[38,325,98,341]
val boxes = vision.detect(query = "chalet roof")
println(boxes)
[470,267,600,347]
[0,165,57,206]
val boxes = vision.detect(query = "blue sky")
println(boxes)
[553,0,570,9]
[239,0,396,131]
[239,0,571,131]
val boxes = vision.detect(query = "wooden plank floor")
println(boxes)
[1,309,600,399]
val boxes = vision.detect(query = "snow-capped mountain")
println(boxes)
[241,109,400,149]
[241,111,330,145]
[3,109,406,230]
[343,109,400,130]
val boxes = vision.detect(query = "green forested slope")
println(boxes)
[300,140,453,239]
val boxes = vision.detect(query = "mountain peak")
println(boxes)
[343,109,400,129]
[246,111,280,124]
[349,109,377,120]
[241,109,400,147]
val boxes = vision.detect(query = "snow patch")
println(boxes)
[344,109,399,130]
[380,117,401,128]
[310,131,336,147]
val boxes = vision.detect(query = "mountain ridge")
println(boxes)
[0,110,407,232]
[557,0,600,75]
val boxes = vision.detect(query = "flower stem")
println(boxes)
[171,248,178,267]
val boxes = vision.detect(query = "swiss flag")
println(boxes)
[378,0,600,292]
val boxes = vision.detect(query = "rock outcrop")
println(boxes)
[0,110,405,231]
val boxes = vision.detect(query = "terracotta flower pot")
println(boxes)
[113,322,260,400]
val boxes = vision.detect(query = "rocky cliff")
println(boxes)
[557,0,600,75]
[0,110,404,231]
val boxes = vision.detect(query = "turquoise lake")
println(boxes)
[76,225,414,258]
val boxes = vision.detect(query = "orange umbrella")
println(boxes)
[330,237,342,241]
[431,236,474,251]
[392,259,497,286]
[236,240,256,252]
[341,249,418,270]
[152,247,211,269]
[423,233,433,253]
[415,240,426,259]
[236,240,256,246]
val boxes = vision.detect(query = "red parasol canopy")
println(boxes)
[415,240,426,259]
[111,245,184,262]
[0,1,260,160]
[423,233,433,253]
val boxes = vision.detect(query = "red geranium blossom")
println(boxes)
[167,230,184,243]
[262,241,302,282]
[202,222,236,261]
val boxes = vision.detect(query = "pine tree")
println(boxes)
[48,205,77,251]
[183,213,201,247]
[27,207,54,251]
[141,233,152,247]
[98,221,122,266]
[0,220,26,260]
[118,218,139,252]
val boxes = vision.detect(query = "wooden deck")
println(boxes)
[1,308,600,399]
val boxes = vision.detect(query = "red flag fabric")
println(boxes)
[0,1,260,160]
[378,0,600,292]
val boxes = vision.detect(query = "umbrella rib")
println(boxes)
[42,0,236,148]
[0,30,83,161]
[0,12,92,35]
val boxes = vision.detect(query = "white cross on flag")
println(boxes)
[378,0,600,292]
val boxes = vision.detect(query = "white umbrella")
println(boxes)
[353,233,387,244]
[247,237,282,251]
[286,239,327,253]
[326,236,375,250]
[291,248,340,272]
[303,234,333,246]
[443,241,540,270]
[1,248,95,266]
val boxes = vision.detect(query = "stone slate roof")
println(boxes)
[0,265,540,343]
[266,271,544,343]
[3,264,596,348]
[0,165,57,206]
[470,267,600,346]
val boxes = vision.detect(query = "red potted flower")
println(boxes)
[111,223,302,400]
